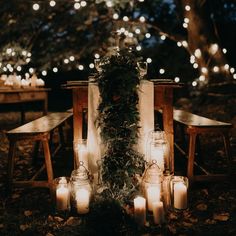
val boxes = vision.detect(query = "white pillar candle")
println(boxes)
[147,186,161,211]
[56,185,70,211]
[134,196,146,226]
[78,144,88,168]
[76,188,90,214]
[153,201,164,224]
[150,146,164,171]
[174,182,187,209]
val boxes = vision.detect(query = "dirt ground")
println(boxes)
[0,105,236,235]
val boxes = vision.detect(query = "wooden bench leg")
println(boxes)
[7,141,17,193]
[42,139,54,195]
[187,133,197,182]
[222,132,233,176]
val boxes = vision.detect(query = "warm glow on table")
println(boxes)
[134,196,146,226]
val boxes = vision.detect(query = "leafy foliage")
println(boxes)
[95,49,145,201]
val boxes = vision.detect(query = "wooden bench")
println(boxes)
[6,112,73,193]
[173,109,233,183]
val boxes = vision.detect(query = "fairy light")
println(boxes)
[184,17,190,23]
[233,74,236,79]
[9,67,13,73]
[190,55,195,64]
[174,77,180,82]
[106,1,113,7]
[135,28,141,34]
[0,62,2,67]
[69,56,75,61]
[194,49,201,58]
[113,13,119,20]
[25,73,30,79]
[213,66,219,72]
[74,3,81,9]
[185,5,191,11]
[192,81,197,86]
[120,27,125,33]
[123,16,129,22]
[222,48,227,54]
[12,51,16,56]
[138,0,145,2]
[139,16,146,22]
[136,45,142,51]
[6,64,11,69]
[230,67,235,73]
[224,64,229,70]
[128,32,134,38]
[124,30,129,36]
[94,53,100,59]
[199,75,206,81]
[26,58,31,63]
[146,58,152,63]
[22,50,27,56]
[89,63,95,69]
[201,67,208,74]
[29,68,34,74]
[183,23,188,28]
[182,41,188,47]
[6,48,12,54]
[193,63,198,69]
[159,68,165,74]
[160,35,166,40]
[42,70,47,76]
[32,3,40,11]
[145,33,151,38]
[209,43,219,54]
[53,67,58,73]
[27,52,32,57]
[3,67,7,72]
[177,41,182,47]
[78,65,84,70]
[64,58,69,64]
[81,1,87,7]
[49,0,56,7]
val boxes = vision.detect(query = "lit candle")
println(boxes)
[174,182,187,209]
[78,144,88,168]
[76,188,90,214]
[146,186,161,211]
[153,201,164,224]
[56,185,70,211]
[150,146,164,171]
[134,196,146,226]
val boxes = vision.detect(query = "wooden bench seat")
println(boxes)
[6,112,73,193]
[173,109,233,182]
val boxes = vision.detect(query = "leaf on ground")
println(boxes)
[54,216,64,222]
[205,219,216,225]
[196,203,208,211]
[213,213,230,221]
[20,224,30,231]
[24,210,32,217]
[64,216,81,226]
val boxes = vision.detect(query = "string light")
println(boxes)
[136,45,142,51]
[146,58,152,63]
[32,3,40,11]
[160,35,166,40]
[25,73,30,79]
[174,77,180,82]
[213,66,219,73]
[224,64,229,70]
[49,0,56,7]
[22,50,27,56]
[222,48,227,54]
[74,3,81,9]
[184,18,189,23]
[69,56,75,61]
[42,70,47,76]
[89,63,94,69]
[113,13,119,20]
[29,68,34,74]
[201,67,208,74]
[182,41,188,47]
[145,33,151,38]
[194,49,201,58]
[185,5,191,11]
[177,41,182,47]
[106,1,113,7]
[183,23,188,28]
[209,43,219,54]
[128,32,134,38]
[78,65,84,70]
[53,67,58,73]
[135,28,141,34]
[81,1,87,7]
[193,63,198,68]
[233,74,236,79]
[199,75,205,81]
[6,48,12,54]
[94,53,100,59]
[123,16,129,22]
[159,68,165,74]
[64,58,69,64]
[192,81,197,86]
[230,67,235,73]
[139,16,145,22]
[190,55,195,64]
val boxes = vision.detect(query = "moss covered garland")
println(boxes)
[94,49,145,201]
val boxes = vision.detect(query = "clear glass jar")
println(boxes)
[70,162,92,214]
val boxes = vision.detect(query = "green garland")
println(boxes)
[94,49,145,201]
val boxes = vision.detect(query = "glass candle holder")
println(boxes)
[74,139,88,169]
[170,176,188,210]
[52,177,71,213]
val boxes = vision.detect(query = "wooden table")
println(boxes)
[64,80,183,172]
[0,88,50,124]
